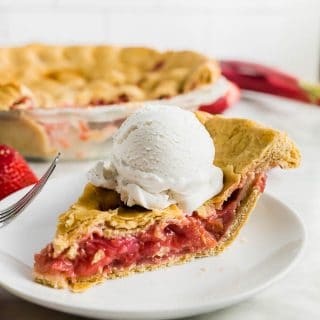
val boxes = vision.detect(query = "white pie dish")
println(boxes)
[0,77,235,161]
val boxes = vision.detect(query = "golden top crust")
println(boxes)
[198,113,300,207]
[0,83,34,110]
[53,184,182,256]
[0,44,220,110]
[52,113,300,254]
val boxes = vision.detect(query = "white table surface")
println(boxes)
[1,92,319,319]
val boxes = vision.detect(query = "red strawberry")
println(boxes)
[0,145,38,200]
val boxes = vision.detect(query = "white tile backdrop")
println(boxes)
[0,0,319,80]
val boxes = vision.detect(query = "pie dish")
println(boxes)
[0,44,237,160]
[33,112,300,292]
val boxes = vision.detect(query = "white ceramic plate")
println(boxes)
[0,174,305,320]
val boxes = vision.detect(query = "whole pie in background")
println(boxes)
[0,44,235,160]
[0,45,221,109]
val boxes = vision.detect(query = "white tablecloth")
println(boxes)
[1,92,319,319]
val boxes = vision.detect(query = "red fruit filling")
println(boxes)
[34,173,266,280]
[89,94,130,107]
[11,97,35,110]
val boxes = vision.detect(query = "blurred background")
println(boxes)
[0,0,319,81]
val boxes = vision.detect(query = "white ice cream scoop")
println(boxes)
[88,105,223,213]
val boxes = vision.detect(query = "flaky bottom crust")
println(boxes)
[34,186,261,292]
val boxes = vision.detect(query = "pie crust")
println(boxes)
[33,113,300,291]
[0,44,220,110]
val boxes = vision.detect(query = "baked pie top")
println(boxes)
[0,44,220,111]
[52,113,300,256]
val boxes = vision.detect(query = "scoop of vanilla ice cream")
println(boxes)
[88,105,223,213]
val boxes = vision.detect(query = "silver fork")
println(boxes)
[0,153,61,228]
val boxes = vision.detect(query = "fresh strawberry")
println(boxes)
[0,145,38,200]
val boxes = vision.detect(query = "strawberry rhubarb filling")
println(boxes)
[11,97,35,110]
[34,173,266,282]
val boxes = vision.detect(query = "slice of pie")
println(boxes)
[33,112,300,292]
